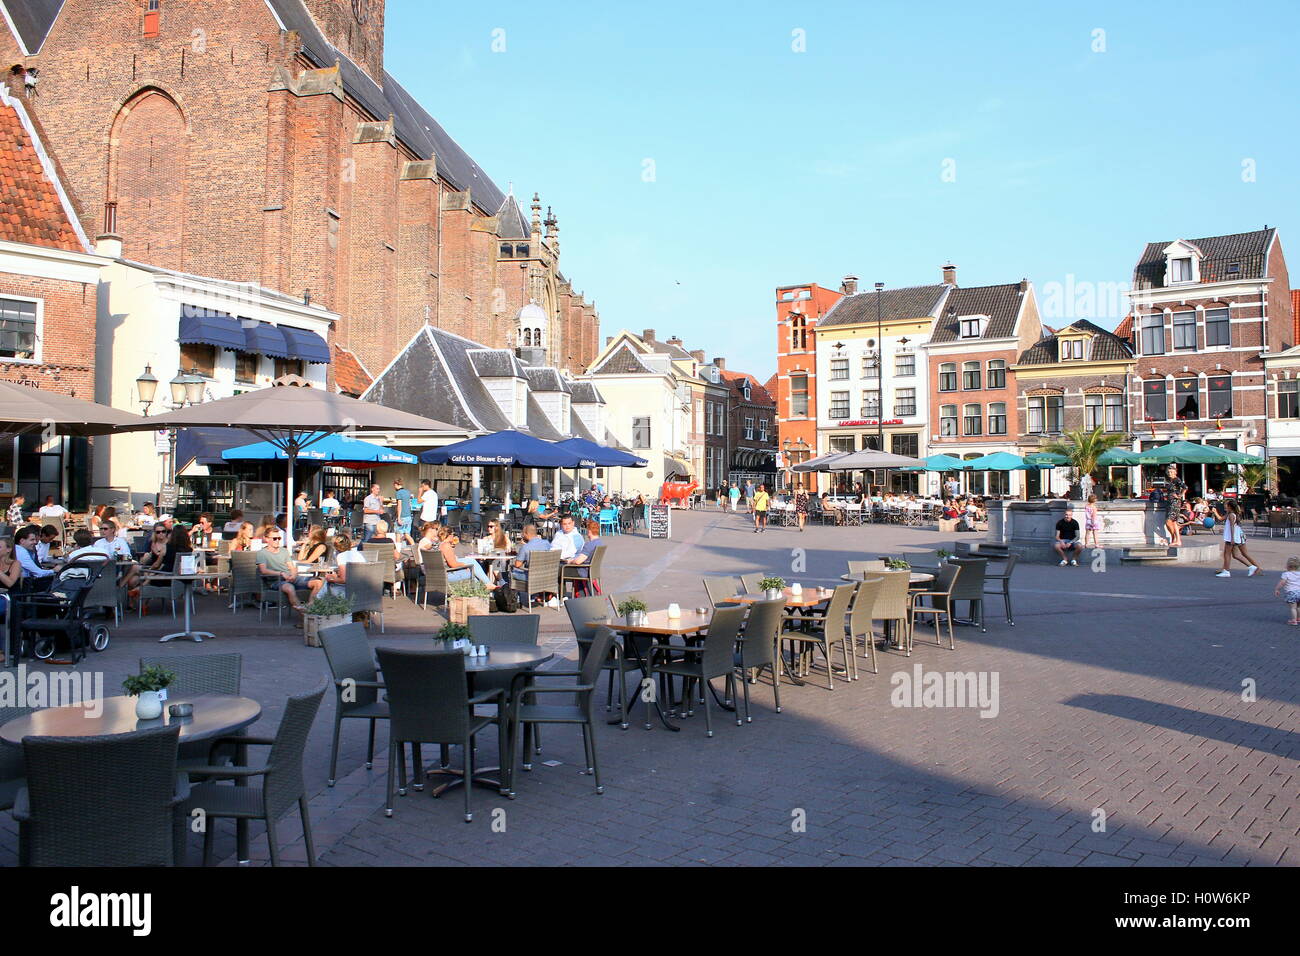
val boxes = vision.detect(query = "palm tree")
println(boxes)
[1040,426,1128,485]
[1240,459,1288,494]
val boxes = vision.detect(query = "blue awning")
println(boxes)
[279,326,331,364]
[179,311,245,351]
[242,322,292,359]
[175,427,253,469]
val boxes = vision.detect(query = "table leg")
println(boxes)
[159,579,215,643]
[606,634,680,731]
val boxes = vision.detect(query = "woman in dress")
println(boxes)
[793,482,810,532]
[1083,494,1101,549]
[1214,499,1259,578]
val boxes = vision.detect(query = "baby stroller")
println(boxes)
[14,557,113,665]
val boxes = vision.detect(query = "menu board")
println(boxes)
[647,504,671,540]
[159,483,179,512]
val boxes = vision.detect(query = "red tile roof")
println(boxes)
[720,368,774,406]
[0,96,82,251]
[332,344,373,396]
[1113,314,1134,342]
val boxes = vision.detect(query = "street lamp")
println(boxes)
[874,282,885,456]
[135,365,159,415]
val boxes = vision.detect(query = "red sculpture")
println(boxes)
[659,479,699,507]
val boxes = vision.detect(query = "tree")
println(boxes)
[1039,426,1128,485]
[1240,459,1288,494]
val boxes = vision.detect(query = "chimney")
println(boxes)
[1019,277,1029,292]
[667,335,684,347]
[712,356,725,369]
[840,275,859,295]
[94,233,123,259]
[690,349,705,363]
[942,263,957,286]
[605,335,613,346]
[642,328,656,342]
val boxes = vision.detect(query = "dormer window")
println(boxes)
[1059,338,1086,361]
[742,381,751,400]
[958,315,986,338]
[1171,257,1193,282]
[1162,240,1202,285]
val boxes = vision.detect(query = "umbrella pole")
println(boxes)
[471,467,481,513]
[285,447,296,548]
[554,468,561,504]
[530,468,540,502]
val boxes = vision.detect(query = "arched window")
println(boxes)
[790,315,807,351]
[108,89,187,269]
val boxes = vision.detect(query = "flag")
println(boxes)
[1182,422,1189,439]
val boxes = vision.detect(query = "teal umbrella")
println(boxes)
[960,452,1029,471]
[1096,448,1145,466]
[1023,452,1069,468]
[1138,440,1249,465]
[902,453,967,472]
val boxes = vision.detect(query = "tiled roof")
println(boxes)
[0,0,61,53]
[642,335,693,360]
[1132,229,1275,290]
[929,283,1026,344]
[719,369,774,407]
[763,374,778,398]
[818,284,949,330]
[0,94,82,251]
[592,345,653,375]
[569,381,604,404]
[468,349,524,379]
[523,366,571,394]
[330,344,372,396]
[1114,314,1134,343]
[1016,319,1134,366]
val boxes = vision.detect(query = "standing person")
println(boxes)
[744,479,755,510]
[717,483,727,510]
[1083,494,1101,550]
[1078,471,1095,503]
[6,494,25,525]
[1214,500,1259,578]
[1164,465,1187,547]
[362,483,384,541]
[1273,556,1300,625]
[728,482,741,512]
[392,479,415,551]
[793,482,809,532]
[753,484,770,533]
[418,478,439,524]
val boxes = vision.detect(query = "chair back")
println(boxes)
[420,549,448,601]
[584,544,607,584]
[849,576,884,637]
[138,653,242,696]
[0,705,34,793]
[21,725,181,866]
[820,584,856,639]
[872,570,912,621]
[216,538,232,557]
[991,552,1019,583]
[319,623,379,713]
[262,684,327,820]
[847,559,886,575]
[581,627,618,689]
[524,548,561,596]
[930,563,963,605]
[608,590,646,610]
[468,614,539,645]
[702,575,741,607]
[344,560,385,613]
[307,507,325,527]
[230,551,261,596]
[699,604,746,679]
[566,595,613,660]
[85,561,120,614]
[739,599,783,668]
[948,558,985,600]
[739,573,764,594]
[367,541,398,586]
[374,647,471,743]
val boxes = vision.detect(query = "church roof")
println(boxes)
[0,88,85,251]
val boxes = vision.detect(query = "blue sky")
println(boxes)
[385,0,1300,380]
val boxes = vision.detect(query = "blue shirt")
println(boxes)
[512,536,552,577]
[15,544,52,578]
[395,488,413,523]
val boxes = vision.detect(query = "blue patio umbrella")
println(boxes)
[222,432,417,465]
[902,453,967,472]
[419,430,585,468]
[960,452,1031,471]
[554,437,648,468]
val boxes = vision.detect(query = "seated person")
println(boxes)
[222,509,245,538]
[137,502,158,527]
[13,525,53,581]
[65,528,110,567]
[439,527,494,588]
[139,526,171,570]
[231,522,256,552]
[192,513,215,547]
[296,527,329,564]
[255,527,322,613]
[35,525,61,565]
[159,526,194,573]
[1054,508,1084,566]
[416,521,442,552]
[95,519,139,591]
[562,519,602,595]
[511,523,553,586]
[323,533,366,596]
[320,491,341,518]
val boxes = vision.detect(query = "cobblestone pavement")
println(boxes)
[2,508,1296,866]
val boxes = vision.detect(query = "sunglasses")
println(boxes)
[268,535,282,541]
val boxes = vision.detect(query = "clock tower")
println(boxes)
[302,0,387,82]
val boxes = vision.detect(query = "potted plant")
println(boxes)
[123,665,175,720]
[615,597,648,627]
[885,558,911,571]
[935,548,953,563]
[447,580,492,625]
[435,621,473,653]
[758,576,786,600]
[302,592,354,647]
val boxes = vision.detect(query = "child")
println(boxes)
[1083,494,1101,549]
[1274,556,1300,625]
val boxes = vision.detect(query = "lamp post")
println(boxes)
[141,366,205,486]
[874,282,885,456]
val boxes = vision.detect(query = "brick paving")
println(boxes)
[1,508,1296,867]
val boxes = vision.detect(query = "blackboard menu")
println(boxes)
[647,504,671,539]
[159,482,179,512]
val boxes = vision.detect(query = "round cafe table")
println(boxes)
[0,693,262,747]
[840,571,934,587]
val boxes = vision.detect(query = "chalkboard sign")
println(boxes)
[647,504,671,540]
[159,482,179,512]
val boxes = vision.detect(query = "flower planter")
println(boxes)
[764,588,783,601]
[448,595,491,625]
[134,691,163,720]
[624,610,648,627]
[304,612,352,647]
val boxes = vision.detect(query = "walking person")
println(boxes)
[1214,499,1258,578]
[793,482,809,532]
[744,479,755,511]
[752,484,770,533]
[1273,556,1300,626]
[728,482,741,512]
[1083,494,1101,549]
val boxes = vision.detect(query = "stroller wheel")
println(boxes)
[91,626,111,651]
[33,638,55,660]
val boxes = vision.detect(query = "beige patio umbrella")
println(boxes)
[0,379,144,436]
[115,378,462,540]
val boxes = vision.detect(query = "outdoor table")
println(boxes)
[140,569,227,643]
[728,589,834,686]
[586,609,711,731]
[840,571,934,587]
[0,692,262,747]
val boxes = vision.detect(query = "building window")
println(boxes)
[862,353,879,380]
[274,357,303,379]
[829,391,850,420]
[1171,257,1193,282]
[960,317,982,338]
[180,342,217,378]
[1105,393,1125,432]
[988,402,1007,435]
[1045,395,1063,432]
[829,358,848,380]
[962,361,981,390]
[1028,396,1063,433]
[1085,393,1103,429]
[939,404,958,436]
[499,243,514,258]
[1143,380,1167,422]
[1174,378,1199,420]
[891,433,918,458]
[1027,397,1045,434]
[632,416,651,449]
[938,362,957,391]
[744,417,754,440]
[986,359,1006,389]
[894,388,916,417]
[962,403,982,436]
[861,389,880,418]
[789,374,809,417]
[895,353,915,377]
[0,296,37,359]
[1172,310,1196,350]
[1060,339,1085,360]
[758,420,768,441]
[1140,313,1165,355]
[1205,307,1230,347]
[1279,380,1300,419]
[514,243,529,258]
[1208,375,1232,418]
[789,315,807,351]
[234,351,258,384]
[829,436,855,454]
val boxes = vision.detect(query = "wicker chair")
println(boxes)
[184,684,326,866]
[137,652,245,771]
[909,563,963,650]
[0,705,34,815]
[566,595,640,728]
[14,725,187,866]
[734,599,784,721]
[779,583,855,690]
[344,560,386,633]
[847,559,887,576]
[847,576,884,675]
[872,570,913,654]
[374,647,507,822]
[739,573,764,594]
[513,548,560,608]
[508,627,615,795]
[85,562,123,625]
[644,604,745,736]
[419,549,448,611]
[560,543,606,597]
[702,576,742,607]
[139,572,185,620]
[364,540,401,600]
[318,623,389,787]
[228,551,262,612]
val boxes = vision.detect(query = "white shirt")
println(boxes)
[38,504,68,519]
[419,488,439,522]
[550,529,584,560]
[329,548,368,594]
[67,545,108,563]
[96,536,134,560]
[363,494,383,525]
[138,513,157,527]
[320,496,340,514]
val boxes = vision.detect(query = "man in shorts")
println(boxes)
[1054,508,1083,566]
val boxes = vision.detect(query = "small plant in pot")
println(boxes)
[758,576,786,600]
[615,597,648,626]
[935,548,953,563]
[885,557,911,571]
[302,592,354,647]
[123,665,175,720]
[447,580,492,625]
[435,621,473,652]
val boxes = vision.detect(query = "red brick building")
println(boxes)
[0,0,601,381]
[0,81,105,508]
[773,281,842,489]
[717,364,777,487]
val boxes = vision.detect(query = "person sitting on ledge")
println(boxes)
[1054,507,1084,567]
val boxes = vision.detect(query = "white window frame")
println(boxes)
[0,293,42,364]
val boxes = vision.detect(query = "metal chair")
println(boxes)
[779,583,855,689]
[909,563,963,650]
[702,575,742,607]
[847,575,885,675]
[0,705,34,815]
[319,623,388,787]
[566,594,638,729]
[734,599,784,721]
[374,647,507,822]
[644,604,745,736]
[513,548,560,608]
[184,684,327,866]
[344,560,386,633]
[508,626,615,795]
[14,725,187,866]
[982,552,1019,626]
